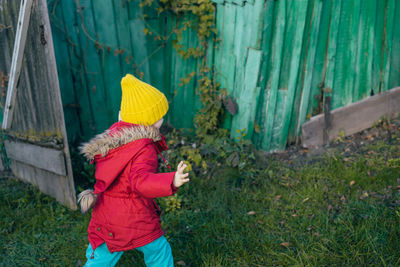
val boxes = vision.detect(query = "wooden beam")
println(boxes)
[4,140,67,176]
[2,0,34,130]
[302,87,400,148]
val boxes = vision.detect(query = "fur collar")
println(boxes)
[80,125,161,161]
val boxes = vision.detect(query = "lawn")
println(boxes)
[1,120,399,266]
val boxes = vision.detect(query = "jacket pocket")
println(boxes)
[89,222,115,241]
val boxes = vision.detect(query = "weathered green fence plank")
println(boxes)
[112,0,134,76]
[332,0,353,109]
[353,0,373,102]
[231,48,262,140]
[220,3,236,94]
[144,5,168,94]
[278,0,308,149]
[60,0,95,139]
[91,1,123,123]
[270,0,299,148]
[75,0,112,133]
[213,3,224,87]
[296,0,323,137]
[287,0,315,143]
[170,23,186,128]
[388,1,400,90]
[382,0,395,92]
[254,0,275,146]
[365,0,377,97]
[270,90,286,151]
[47,0,80,141]
[371,0,385,95]
[261,0,286,151]
[324,0,341,107]
[219,3,236,130]
[127,1,150,81]
[346,0,361,107]
[307,0,332,118]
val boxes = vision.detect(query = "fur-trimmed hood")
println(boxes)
[80,124,162,161]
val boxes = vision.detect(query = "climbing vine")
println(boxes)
[138,0,226,138]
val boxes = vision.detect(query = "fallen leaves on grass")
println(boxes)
[177,260,186,266]
[350,180,355,186]
[247,211,256,215]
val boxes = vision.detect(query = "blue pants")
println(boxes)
[84,236,174,267]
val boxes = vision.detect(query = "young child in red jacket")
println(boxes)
[78,74,189,266]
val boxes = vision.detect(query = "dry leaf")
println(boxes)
[360,192,369,200]
[177,260,186,266]
[247,211,256,215]
[302,197,310,203]
[280,242,290,247]
[223,96,238,115]
[349,180,355,186]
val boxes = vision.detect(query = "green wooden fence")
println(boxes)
[45,0,399,150]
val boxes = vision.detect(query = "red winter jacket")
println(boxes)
[80,122,177,252]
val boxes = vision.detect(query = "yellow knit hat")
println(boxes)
[120,74,168,125]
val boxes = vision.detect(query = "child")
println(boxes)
[78,74,189,266]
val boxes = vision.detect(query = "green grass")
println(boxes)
[1,131,400,266]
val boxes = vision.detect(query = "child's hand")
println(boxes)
[173,161,190,188]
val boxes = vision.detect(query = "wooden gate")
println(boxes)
[0,0,77,209]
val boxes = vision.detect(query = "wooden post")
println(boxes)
[2,0,33,130]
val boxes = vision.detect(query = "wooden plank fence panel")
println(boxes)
[37,0,400,152]
[1,0,77,209]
